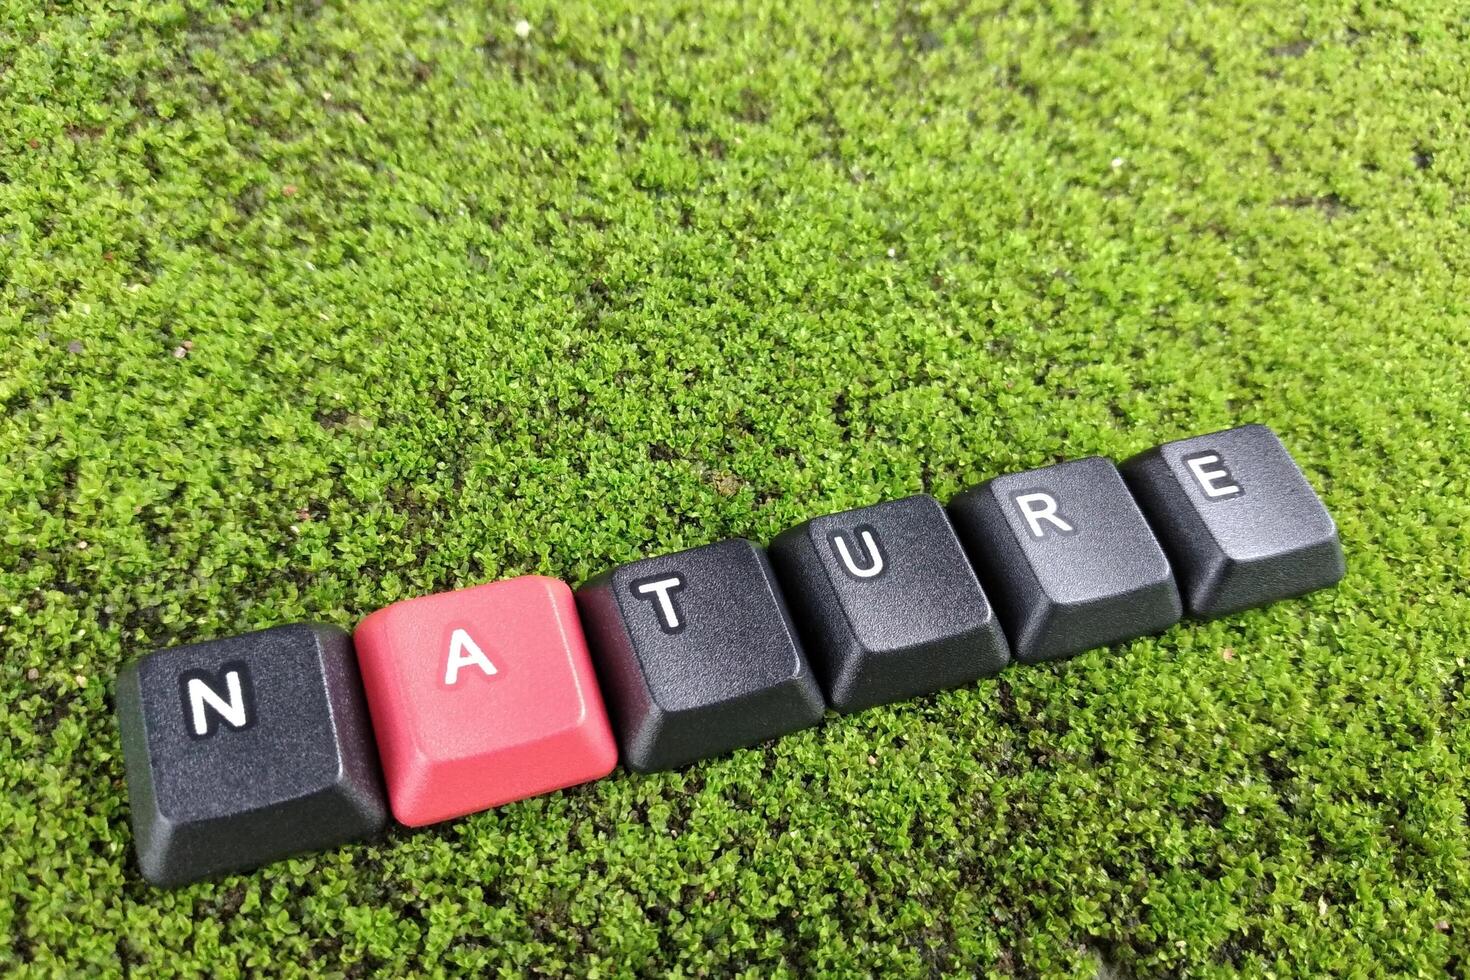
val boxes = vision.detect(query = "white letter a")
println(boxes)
[444,628,498,685]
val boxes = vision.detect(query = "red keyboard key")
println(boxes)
[354,576,617,826]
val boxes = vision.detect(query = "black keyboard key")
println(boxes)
[949,456,1182,663]
[1120,423,1345,617]
[115,623,388,887]
[769,494,1009,712]
[575,538,826,772]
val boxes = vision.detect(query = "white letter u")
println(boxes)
[831,528,885,579]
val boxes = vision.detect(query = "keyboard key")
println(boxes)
[353,576,617,827]
[115,623,388,887]
[1120,424,1345,617]
[949,456,1183,664]
[575,538,826,772]
[768,494,1010,712]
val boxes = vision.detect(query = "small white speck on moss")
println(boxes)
[514,19,532,39]
[1110,157,1125,169]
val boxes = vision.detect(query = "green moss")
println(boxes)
[3,0,1468,973]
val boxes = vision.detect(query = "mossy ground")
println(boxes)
[3,0,1469,975]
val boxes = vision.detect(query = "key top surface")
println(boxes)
[575,538,826,772]
[353,575,617,827]
[115,623,388,887]
[769,494,1010,712]
[1120,423,1345,617]
[949,456,1183,664]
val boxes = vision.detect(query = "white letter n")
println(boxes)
[188,671,248,736]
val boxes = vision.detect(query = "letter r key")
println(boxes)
[949,457,1182,664]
